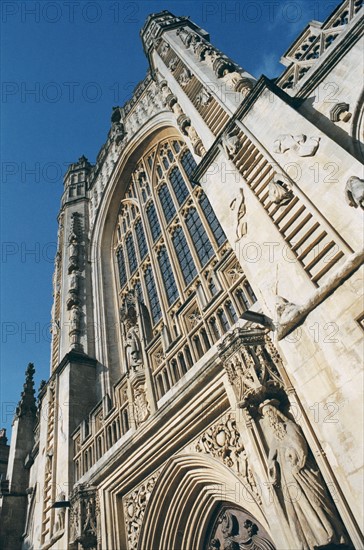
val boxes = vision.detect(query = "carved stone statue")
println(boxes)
[168,56,179,71]
[196,88,212,107]
[345,175,364,209]
[222,130,240,158]
[176,27,193,48]
[273,134,320,157]
[69,270,79,292]
[70,305,81,330]
[179,67,192,87]
[68,234,79,271]
[110,121,125,145]
[268,174,293,206]
[54,492,66,532]
[221,69,246,91]
[126,326,142,369]
[160,41,170,58]
[230,188,247,240]
[259,399,349,549]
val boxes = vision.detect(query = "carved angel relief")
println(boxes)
[268,173,293,206]
[222,130,241,158]
[196,87,212,107]
[178,67,192,87]
[273,134,320,157]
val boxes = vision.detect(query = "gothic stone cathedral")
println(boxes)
[1,1,363,549]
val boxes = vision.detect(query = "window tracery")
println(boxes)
[113,134,257,401]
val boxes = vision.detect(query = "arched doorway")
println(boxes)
[138,454,275,550]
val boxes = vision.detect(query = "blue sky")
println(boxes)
[0,0,339,437]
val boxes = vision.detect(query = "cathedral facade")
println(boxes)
[1,1,363,548]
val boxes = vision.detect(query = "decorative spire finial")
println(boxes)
[15,363,37,418]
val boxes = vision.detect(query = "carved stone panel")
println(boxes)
[345,175,364,209]
[69,485,98,549]
[219,329,287,413]
[273,134,320,157]
[123,471,160,550]
[207,506,276,550]
[194,413,261,505]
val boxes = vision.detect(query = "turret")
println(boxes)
[0,364,37,550]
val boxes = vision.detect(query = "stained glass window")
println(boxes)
[126,233,137,274]
[117,247,127,288]
[181,150,197,180]
[147,202,161,242]
[199,191,227,246]
[172,227,197,285]
[185,208,214,267]
[144,266,162,324]
[169,166,189,205]
[158,247,179,306]
[158,183,176,224]
[135,220,148,260]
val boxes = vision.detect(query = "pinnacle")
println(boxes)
[16,363,37,418]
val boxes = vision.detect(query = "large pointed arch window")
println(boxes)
[113,133,256,401]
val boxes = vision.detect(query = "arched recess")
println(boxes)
[138,454,274,550]
[90,116,187,393]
